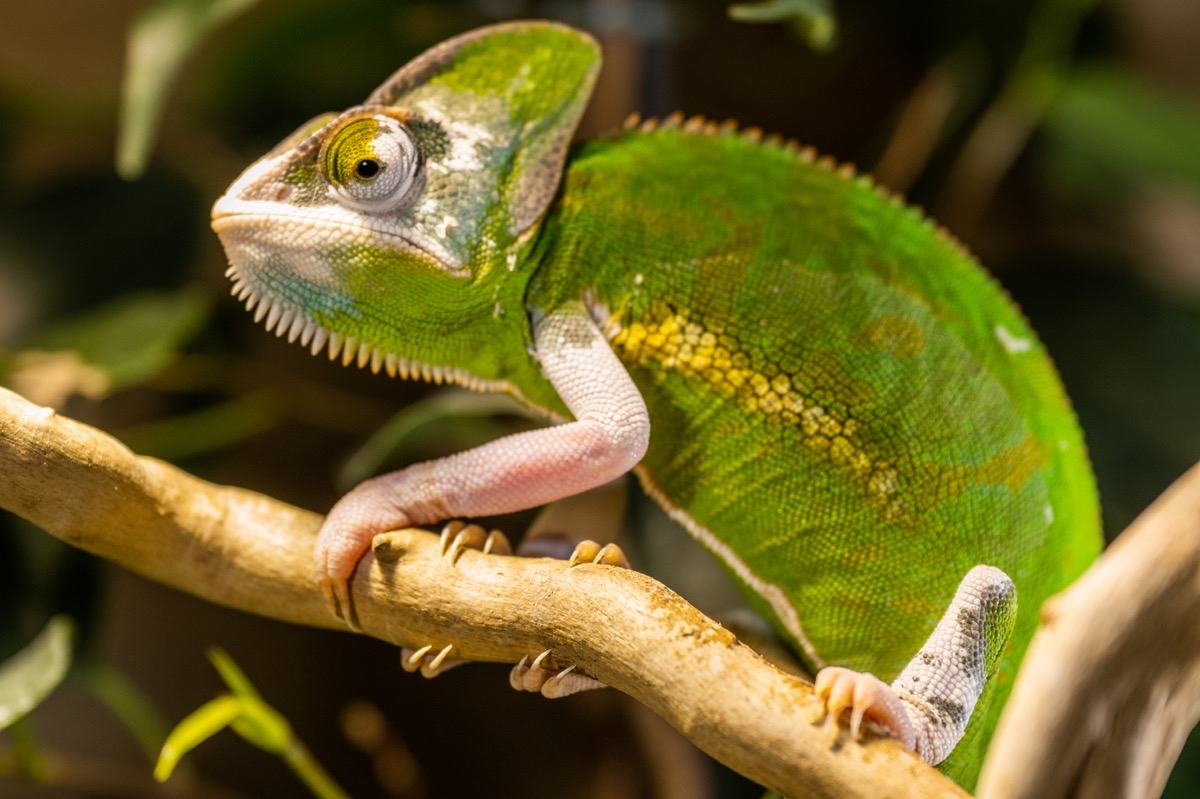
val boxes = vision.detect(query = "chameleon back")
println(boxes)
[525,120,1102,785]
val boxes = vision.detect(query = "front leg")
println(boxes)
[315,303,650,624]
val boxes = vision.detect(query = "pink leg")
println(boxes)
[315,304,650,625]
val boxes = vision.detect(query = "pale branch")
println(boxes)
[0,386,968,799]
[978,461,1200,799]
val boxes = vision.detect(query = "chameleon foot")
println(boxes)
[439,521,513,562]
[566,540,630,569]
[813,667,914,749]
[401,644,465,678]
[813,566,1016,764]
[510,650,606,698]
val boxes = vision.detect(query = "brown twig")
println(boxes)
[0,386,967,798]
[978,461,1200,799]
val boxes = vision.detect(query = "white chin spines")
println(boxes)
[225,266,509,392]
[228,267,323,350]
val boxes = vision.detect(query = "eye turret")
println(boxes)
[320,114,422,214]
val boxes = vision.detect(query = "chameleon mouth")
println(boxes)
[226,264,519,391]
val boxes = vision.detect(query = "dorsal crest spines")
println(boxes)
[613,109,983,271]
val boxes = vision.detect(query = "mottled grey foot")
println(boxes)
[813,565,1017,764]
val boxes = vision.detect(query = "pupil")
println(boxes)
[355,159,380,179]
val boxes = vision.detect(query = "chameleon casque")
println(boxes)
[211,21,1102,788]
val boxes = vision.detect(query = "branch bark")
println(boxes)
[978,461,1200,799]
[0,386,967,799]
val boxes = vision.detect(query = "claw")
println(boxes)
[509,655,531,690]
[813,666,913,750]
[439,522,513,562]
[509,650,606,698]
[511,649,555,693]
[400,644,464,678]
[401,644,433,672]
[318,576,360,631]
[482,529,513,556]
[542,665,605,698]
[530,649,553,672]
[566,540,630,569]
[427,644,455,672]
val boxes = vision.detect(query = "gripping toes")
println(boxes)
[314,540,361,629]
[440,521,513,562]
[813,667,915,750]
[401,644,465,678]
[566,540,630,569]
[510,650,606,698]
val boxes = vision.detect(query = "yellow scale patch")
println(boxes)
[607,302,1047,525]
[607,303,909,520]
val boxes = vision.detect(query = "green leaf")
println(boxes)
[0,616,74,731]
[728,0,837,51]
[85,663,171,761]
[157,650,348,798]
[154,695,240,781]
[20,289,210,403]
[227,695,292,754]
[117,0,261,179]
[1043,67,1200,190]
[208,647,261,701]
[116,394,277,462]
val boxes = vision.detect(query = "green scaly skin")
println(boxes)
[211,21,1101,789]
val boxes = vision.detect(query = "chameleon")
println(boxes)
[209,20,1101,788]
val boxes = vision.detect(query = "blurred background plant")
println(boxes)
[0,0,1198,796]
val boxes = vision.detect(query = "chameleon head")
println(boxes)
[211,21,600,378]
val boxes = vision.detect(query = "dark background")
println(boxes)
[1,0,1199,796]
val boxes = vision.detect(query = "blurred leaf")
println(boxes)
[13,289,210,405]
[0,616,74,731]
[117,393,277,462]
[154,694,240,781]
[338,389,536,489]
[156,649,347,798]
[227,694,292,754]
[118,0,261,179]
[7,717,51,783]
[85,663,170,761]
[1042,67,1200,191]
[208,647,262,702]
[728,0,837,51]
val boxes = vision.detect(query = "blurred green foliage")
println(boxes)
[728,0,837,51]
[156,649,348,799]
[119,0,263,179]
[0,0,1198,796]
[0,617,73,733]
[1043,67,1200,191]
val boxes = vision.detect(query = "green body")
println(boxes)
[534,128,1100,782]
[212,22,1102,788]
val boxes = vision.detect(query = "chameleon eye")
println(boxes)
[355,159,381,179]
[320,115,422,214]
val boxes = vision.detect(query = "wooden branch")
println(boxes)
[0,386,967,799]
[978,461,1200,799]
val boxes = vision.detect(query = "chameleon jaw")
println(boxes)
[224,262,521,393]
